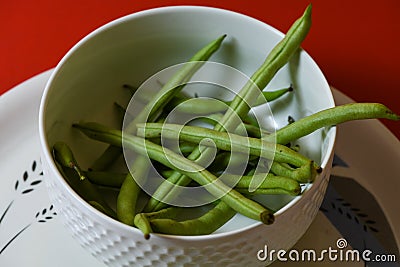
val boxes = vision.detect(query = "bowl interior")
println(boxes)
[40,6,335,235]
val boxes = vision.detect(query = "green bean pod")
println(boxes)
[134,206,185,238]
[134,213,152,239]
[149,201,237,236]
[270,161,316,183]
[117,158,148,226]
[256,85,293,103]
[265,103,400,145]
[166,86,293,115]
[232,173,301,195]
[53,141,86,180]
[237,188,299,196]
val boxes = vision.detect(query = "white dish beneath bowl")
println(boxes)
[1,69,398,266]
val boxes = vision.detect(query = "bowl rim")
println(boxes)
[39,5,336,241]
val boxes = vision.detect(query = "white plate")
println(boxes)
[0,70,398,266]
[0,70,105,266]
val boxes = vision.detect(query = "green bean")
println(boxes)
[270,161,316,183]
[237,188,299,196]
[52,143,116,218]
[53,141,86,180]
[168,97,227,115]
[73,122,274,224]
[134,206,185,239]
[149,201,237,236]
[166,86,293,115]
[113,35,227,225]
[210,170,301,195]
[137,123,314,168]
[134,213,152,239]
[116,157,149,226]
[84,170,126,188]
[144,5,312,212]
[265,103,400,145]
[125,34,227,133]
[258,85,293,103]
[242,113,260,129]
[233,173,301,195]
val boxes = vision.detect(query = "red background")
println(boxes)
[1,0,399,138]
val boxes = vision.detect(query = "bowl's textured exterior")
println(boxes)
[39,6,335,266]
[43,155,332,267]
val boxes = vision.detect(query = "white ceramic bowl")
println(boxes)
[39,6,336,267]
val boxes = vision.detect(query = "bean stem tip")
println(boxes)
[260,211,275,225]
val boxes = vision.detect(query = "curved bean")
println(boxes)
[117,158,148,226]
[53,141,86,180]
[134,213,152,240]
[149,201,237,236]
[265,103,400,145]
[270,161,316,183]
[256,85,293,104]
[134,206,185,238]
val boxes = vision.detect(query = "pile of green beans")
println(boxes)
[52,4,399,238]
[142,2,313,214]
